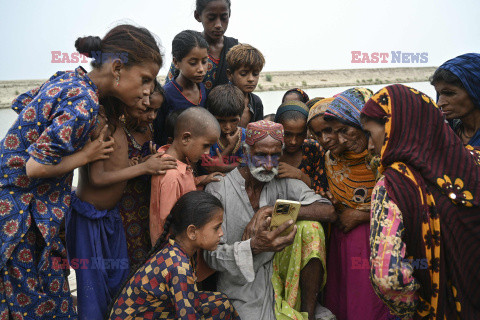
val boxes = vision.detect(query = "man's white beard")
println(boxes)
[248,162,278,182]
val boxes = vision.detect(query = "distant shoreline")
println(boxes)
[0,66,437,109]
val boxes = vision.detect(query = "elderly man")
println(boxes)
[204,120,336,320]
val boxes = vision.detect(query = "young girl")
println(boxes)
[166,0,238,94]
[107,191,240,320]
[275,100,328,195]
[0,24,161,319]
[118,81,165,267]
[155,30,209,145]
[67,91,177,319]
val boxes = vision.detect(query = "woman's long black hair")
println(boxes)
[105,191,223,319]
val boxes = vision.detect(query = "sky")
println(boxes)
[0,0,479,80]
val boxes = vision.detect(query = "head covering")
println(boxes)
[362,84,480,319]
[274,100,309,122]
[437,53,480,109]
[306,97,324,109]
[245,120,284,146]
[307,97,334,124]
[324,87,373,128]
[282,88,310,103]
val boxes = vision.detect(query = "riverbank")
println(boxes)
[0,66,437,109]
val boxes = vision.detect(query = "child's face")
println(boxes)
[184,127,220,163]
[195,0,230,42]
[114,61,160,108]
[216,115,240,137]
[281,118,307,154]
[228,67,261,94]
[195,208,224,251]
[174,47,208,84]
[126,92,163,125]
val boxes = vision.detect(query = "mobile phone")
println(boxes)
[270,199,300,236]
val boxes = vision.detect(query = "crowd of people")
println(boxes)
[1,0,479,319]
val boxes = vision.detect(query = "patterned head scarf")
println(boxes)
[437,53,480,109]
[245,120,284,146]
[274,100,309,122]
[282,88,310,103]
[324,87,373,128]
[306,97,324,109]
[307,97,335,124]
[362,84,480,319]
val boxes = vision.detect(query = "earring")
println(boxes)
[116,77,120,87]
[192,236,197,240]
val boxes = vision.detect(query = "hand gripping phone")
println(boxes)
[270,199,300,236]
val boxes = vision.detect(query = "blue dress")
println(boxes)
[0,66,99,319]
[154,78,207,145]
[163,78,207,112]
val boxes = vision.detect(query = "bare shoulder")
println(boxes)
[90,105,115,140]
[103,125,129,169]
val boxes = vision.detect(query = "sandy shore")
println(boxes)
[0,67,437,109]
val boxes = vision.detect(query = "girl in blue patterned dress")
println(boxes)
[0,24,163,319]
[155,30,209,145]
[107,191,239,320]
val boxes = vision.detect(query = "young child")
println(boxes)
[155,30,209,145]
[203,84,246,173]
[226,43,265,128]
[107,191,240,320]
[66,99,178,319]
[164,109,184,145]
[165,0,238,94]
[118,81,165,267]
[150,107,220,245]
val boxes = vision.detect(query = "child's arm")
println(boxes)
[277,162,312,187]
[195,172,225,187]
[88,153,177,188]
[202,147,240,174]
[168,261,206,319]
[26,124,114,178]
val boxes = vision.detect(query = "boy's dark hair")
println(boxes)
[226,43,265,73]
[75,24,162,69]
[174,107,220,138]
[429,68,464,88]
[172,30,208,62]
[196,0,231,15]
[105,191,223,319]
[206,84,244,118]
[165,109,183,140]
